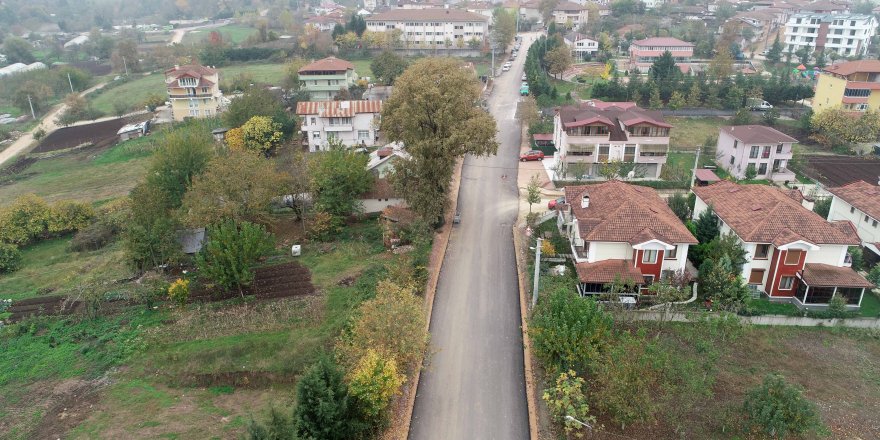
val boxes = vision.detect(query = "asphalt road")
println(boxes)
[408,34,534,440]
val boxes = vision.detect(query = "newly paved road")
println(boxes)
[409,34,534,440]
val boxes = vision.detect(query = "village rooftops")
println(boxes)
[557,101,670,142]
[827,180,880,222]
[296,100,383,117]
[366,8,489,22]
[631,37,695,47]
[298,57,355,74]
[693,180,860,246]
[564,181,697,245]
[822,60,880,77]
[720,125,799,144]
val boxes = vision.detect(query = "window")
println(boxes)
[179,77,197,87]
[748,269,765,284]
[776,143,783,153]
[310,117,316,125]
[202,87,209,93]
[624,145,636,162]
[643,275,655,286]
[755,244,770,259]
[758,163,767,175]
[598,144,610,162]
[357,130,370,140]
[665,245,677,259]
[762,145,771,158]
[850,206,855,213]
[866,215,871,222]
[312,131,321,139]
[188,109,199,116]
[733,140,738,149]
[779,276,794,290]
[730,155,735,165]
[873,220,878,227]
[642,249,658,264]
[749,146,759,158]
[784,250,801,265]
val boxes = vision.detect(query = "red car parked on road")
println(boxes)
[519,150,544,161]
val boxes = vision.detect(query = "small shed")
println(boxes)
[533,133,554,147]
[212,127,230,142]
[117,120,150,141]
[694,168,721,186]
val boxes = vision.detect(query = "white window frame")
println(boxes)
[642,249,658,264]
[779,276,794,290]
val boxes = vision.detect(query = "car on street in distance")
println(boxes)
[502,64,511,71]
[521,73,527,81]
[520,150,544,161]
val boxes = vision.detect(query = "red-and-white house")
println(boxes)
[693,181,873,309]
[556,180,698,296]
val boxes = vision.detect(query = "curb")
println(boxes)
[385,157,464,440]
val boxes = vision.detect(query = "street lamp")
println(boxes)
[565,415,593,430]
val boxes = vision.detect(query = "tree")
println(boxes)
[667,193,691,222]
[529,287,613,375]
[237,116,283,156]
[526,175,541,213]
[293,357,354,440]
[709,46,734,80]
[492,7,517,48]
[724,85,744,110]
[762,108,780,127]
[698,255,750,310]
[518,95,541,128]
[56,93,91,126]
[744,163,758,180]
[222,86,295,137]
[814,49,827,68]
[13,81,52,115]
[795,46,811,65]
[742,374,822,438]
[649,50,678,83]
[766,34,782,63]
[546,44,573,79]
[143,94,166,112]
[543,370,596,437]
[370,50,408,85]
[181,151,288,227]
[647,82,662,109]
[309,138,373,221]
[347,349,405,426]
[196,219,275,294]
[3,37,35,64]
[382,58,498,224]
[731,107,753,125]
[335,31,358,53]
[812,197,831,219]
[811,108,880,148]
[668,91,686,110]
[144,128,214,208]
[111,39,139,73]
[686,81,702,107]
[694,205,720,244]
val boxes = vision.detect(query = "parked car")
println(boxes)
[547,196,565,209]
[521,73,527,81]
[502,64,511,71]
[748,98,773,111]
[520,150,544,161]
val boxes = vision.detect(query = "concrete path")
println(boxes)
[408,34,536,440]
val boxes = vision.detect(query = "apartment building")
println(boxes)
[827,180,880,266]
[365,9,489,49]
[296,100,383,152]
[555,181,697,295]
[298,57,359,101]
[552,2,589,28]
[693,181,871,309]
[628,37,694,73]
[813,60,880,112]
[783,13,876,57]
[164,64,224,121]
[716,125,798,182]
[552,100,672,179]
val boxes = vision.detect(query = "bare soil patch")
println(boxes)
[802,155,880,187]
[32,118,128,153]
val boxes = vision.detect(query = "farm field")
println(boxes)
[31,117,135,153]
[801,154,880,187]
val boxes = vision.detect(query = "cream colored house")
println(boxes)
[164,64,224,121]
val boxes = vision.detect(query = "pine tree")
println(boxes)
[686,81,702,107]
[293,358,355,440]
[695,206,720,244]
[668,91,686,110]
[766,34,783,63]
[648,83,663,109]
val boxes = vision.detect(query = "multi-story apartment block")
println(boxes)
[813,60,880,112]
[296,100,383,152]
[716,125,797,182]
[552,2,589,28]
[827,180,880,266]
[555,181,698,296]
[693,181,872,309]
[164,64,224,121]
[628,37,694,73]
[553,100,672,179]
[365,9,489,49]
[783,13,876,57]
[298,57,359,101]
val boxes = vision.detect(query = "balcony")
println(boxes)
[768,168,796,182]
[325,124,353,132]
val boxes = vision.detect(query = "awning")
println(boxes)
[799,263,873,288]
[576,259,644,284]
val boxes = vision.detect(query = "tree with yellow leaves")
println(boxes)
[236,116,283,156]
[348,349,405,424]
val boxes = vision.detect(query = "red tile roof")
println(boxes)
[164,64,217,78]
[366,8,489,22]
[695,169,720,182]
[823,60,880,77]
[631,37,695,47]
[296,100,383,117]
[720,125,798,144]
[693,181,860,245]
[361,178,399,200]
[800,263,874,288]
[576,259,644,284]
[564,181,698,245]
[298,56,355,74]
[827,180,880,221]
[557,101,669,141]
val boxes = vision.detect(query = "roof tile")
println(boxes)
[576,259,644,284]
[827,180,880,221]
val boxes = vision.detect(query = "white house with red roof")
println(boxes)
[827,180,880,266]
[716,125,798,182]
[693,181,872,309]
[298,57,360,101]
[164,64,224,121]
[296,100,383,152]
[557,180,698,295]
[553,100,672,179]
[628,37,694,73]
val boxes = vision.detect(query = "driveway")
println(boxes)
[408,34,536,440]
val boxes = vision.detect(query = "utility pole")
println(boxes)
[27,94,36,120]
[491,44,496,77]
[531,237,542,307]
[690,147,701,189]
[67,72,75,93]
[122,56,129,75]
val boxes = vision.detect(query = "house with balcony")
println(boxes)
[164,64,224,121]
[827,180,880,266]
[298,57,359,101]
[296,100,382,152]
[716,125,797,182]
[563,33,599,61]
[783,13,876,59]
[364,8,489,50]
[628,37,694,73]
[693,181,872,309]
[556,181,698,296]
[552,100,672,180]
[552,2,589,28]
[814,60,880,112]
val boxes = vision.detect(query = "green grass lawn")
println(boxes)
[667,117,727,150]
[180,25,256,46]
[350,59,375,80]
[858,290,880,318]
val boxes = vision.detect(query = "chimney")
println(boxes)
[581,193,590,209]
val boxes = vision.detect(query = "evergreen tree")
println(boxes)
[724,84,744,110]
[293,358,355,440]
[686,81,702,107]
[649,50,678,83]
[766,34,783,63]
[694,206,720,244]
[648,82,663,109]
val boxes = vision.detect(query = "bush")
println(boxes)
[543,370,595,437]
[867,265,880,285]
[167,278,190,306]
[812,197,831,218]
[196,219,275,294]
[69,220,117,252]
[0,243,22,273]
[742,373,821,438]
[293,357,357,440]
[347,349,405,427]
[0,194,94,246]
[247,407,293,440]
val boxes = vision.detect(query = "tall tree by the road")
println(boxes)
[708,46,733,80]
[111,39,140,73]
[309,138,373,221]
[526,175,541,213]
[3,37,35,64]
[492,7,517,48]
[546,44,573,79]
[766,34,783,63]
[381,58,498,224]
[370,50,408,85]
